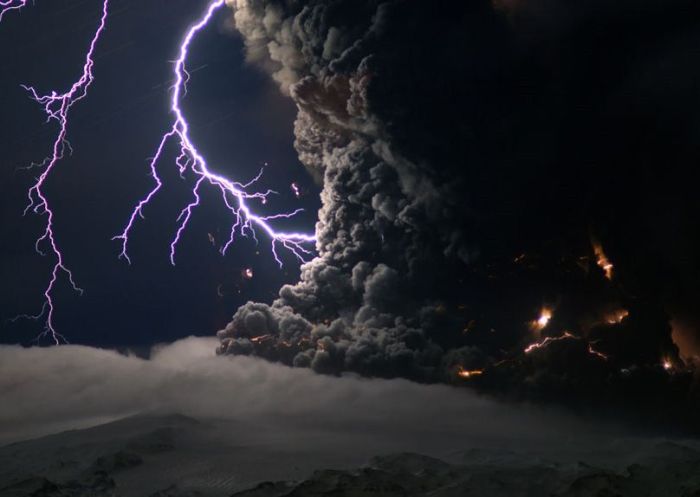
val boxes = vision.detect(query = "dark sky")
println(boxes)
[0,0,319,347]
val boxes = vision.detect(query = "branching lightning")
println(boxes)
[0,0,27,22]
[524,331,577,354]
[7,0,109,344]
[5,0,313,344]
[524,331,609,361]
[114,0,317,267]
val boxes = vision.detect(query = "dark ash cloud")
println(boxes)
[220,0,513,377]
[218,0,700,424]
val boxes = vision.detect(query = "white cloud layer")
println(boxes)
[1,337,619,450]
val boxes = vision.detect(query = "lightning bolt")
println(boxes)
[0,0,27,22]
[524,332,577,354]
[114,0,317,267]
[9,0,110,343]
[6,0,313,343]
[524,331,609,361]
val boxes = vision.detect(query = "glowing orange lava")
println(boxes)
[592,241,614,280]
[605,309,629,325]
[530,307,553,332]
[587,343,609,360]
[457,368,484,379]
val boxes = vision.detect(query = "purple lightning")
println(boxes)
[13,0,109,344]
[114,0,316,268]
[0,0,27,22]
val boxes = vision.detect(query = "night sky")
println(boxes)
[0,0,319,347]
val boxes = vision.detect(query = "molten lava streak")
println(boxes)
[457,368,484,379]
[592,240,614,280]
[587,342,609,360]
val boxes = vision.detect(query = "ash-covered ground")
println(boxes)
[1,338,700,496]
[3,417,700,497]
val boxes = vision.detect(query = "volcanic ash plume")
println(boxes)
[218,0,485,380]
[218,0,700,421]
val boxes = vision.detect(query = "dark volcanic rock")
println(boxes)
[89,450,143,473]
[229,448,700,497]
[0,471,116,497]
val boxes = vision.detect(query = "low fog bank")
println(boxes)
[0,337,666,453]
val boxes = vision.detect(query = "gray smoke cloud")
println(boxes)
[218,0,483,381]
[217,0,700,426]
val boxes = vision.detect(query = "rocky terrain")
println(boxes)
[234,448,700,497]
[1,415,700,497]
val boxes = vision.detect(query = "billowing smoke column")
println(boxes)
[218,0,483,379]
[218,0,700,419]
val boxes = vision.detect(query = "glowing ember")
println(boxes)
[663,358,673,371]
[242,268,254,279]
[592,241,614,280]
[524,331,575,354]
[530,306,553,332]
[457,368,484,378]
[291,182,301,198]
[587,342,609,360]
[605,309,629,325]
